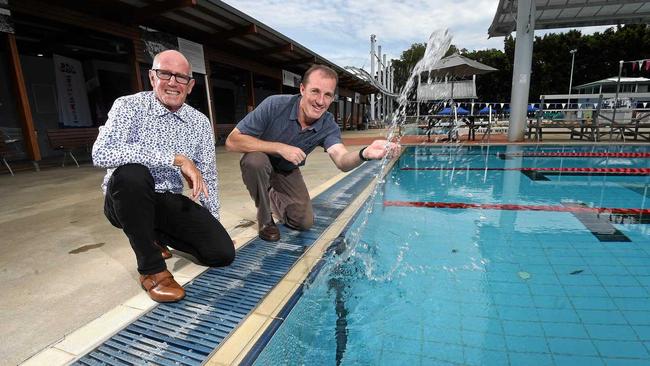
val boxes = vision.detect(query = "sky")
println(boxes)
[223,0,610,70]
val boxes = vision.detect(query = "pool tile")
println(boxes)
[606,286,649,298]
[381,335,422,356]
[577,309,628,325]
[493,293,534,307]
[498,305,539,322]
[462,330,507,351]
[599,275,642,287]
[537,308,580,323]
[558,274,601,286]
[571,297,618,310]
[626,266,650,276]
[564,285,609,297]
[614,298,650,311]
[542,322,588,338]
[637,276,650,287]
[378,350,420,365]
[529,284,566,297]
[523,264,557,274]
[463,347,508,366]
[489,282,530,295]
[554,355,605,366]
[461,317,504,335]
[529,274,561,285]
[604,359,650,366]
[585,324,639,341]
[502,320,545,337]
[617,257,650,266]
[632,325,650,340]
[421,342,463,364]
[422,328,462,344]
[623,311,650,325]
[505,335,549,353]
[547,337,599,356]
[589,265,629,275]
[593,340,650,358]
[507,352,554,366]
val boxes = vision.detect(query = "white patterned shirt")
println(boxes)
[92,91,220,220]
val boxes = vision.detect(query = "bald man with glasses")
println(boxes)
[93,50,234,303]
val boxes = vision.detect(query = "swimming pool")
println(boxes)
[252,145,650,366]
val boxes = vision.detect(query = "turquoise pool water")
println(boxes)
[253,145,650,366]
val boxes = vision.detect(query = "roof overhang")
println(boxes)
[488,0,650,37]
[31,0,377,94]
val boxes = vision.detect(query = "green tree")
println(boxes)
[391,42,426,93]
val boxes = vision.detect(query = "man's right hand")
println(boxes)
[174,155,208,200]
[277,144,306,166]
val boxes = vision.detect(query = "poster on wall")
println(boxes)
[53,54,92,127]
[140,26,178,63]
[177,37,205,75]
[0,0,14,34]
[282,70,302,88]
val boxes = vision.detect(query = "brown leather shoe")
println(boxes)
[139,270,185,303]
[154,240,172,260]
[259,222,280,242]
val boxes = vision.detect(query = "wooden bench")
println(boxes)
[47,128,99,167]
[215,124,237,144]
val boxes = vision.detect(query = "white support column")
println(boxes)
[370,34,376,121]
[507,0,536,142]
[389,63,394,116]
[381,53,388,123]
[377,45,383,122]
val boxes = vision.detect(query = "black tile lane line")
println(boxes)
[562,203,631,242]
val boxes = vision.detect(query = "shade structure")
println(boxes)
[429,53,498,78]
[478,106,493,114]
[439,106,470,115]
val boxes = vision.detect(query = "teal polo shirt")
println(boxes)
[235,94,342,171]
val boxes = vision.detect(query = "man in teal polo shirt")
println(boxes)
[226,64,398,241]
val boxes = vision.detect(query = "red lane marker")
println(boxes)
[508,152,650,158]
[400,167,650,174]
[383,201,650,215]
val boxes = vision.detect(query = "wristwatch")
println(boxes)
[359,146,371,161]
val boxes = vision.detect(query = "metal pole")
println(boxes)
[612,60,623,124]
[381,53,388,123]
[507,0,536,142]
[567,49,577,109]
[370,35,376,121]
[377,45,382,123]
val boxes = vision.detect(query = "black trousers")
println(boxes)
[104,164,235,275]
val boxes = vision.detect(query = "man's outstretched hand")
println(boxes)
[363,139,401,160]
[174,155,208,200]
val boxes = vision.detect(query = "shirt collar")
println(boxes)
[292,95,326,132]
[149,92,190,122]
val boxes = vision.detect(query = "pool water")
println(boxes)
[253,145,650,366]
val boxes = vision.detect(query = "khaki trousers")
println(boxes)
[240,152,314,230]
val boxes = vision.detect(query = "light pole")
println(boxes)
[567,49,577,109]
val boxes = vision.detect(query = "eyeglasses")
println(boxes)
[151,69,193,85]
